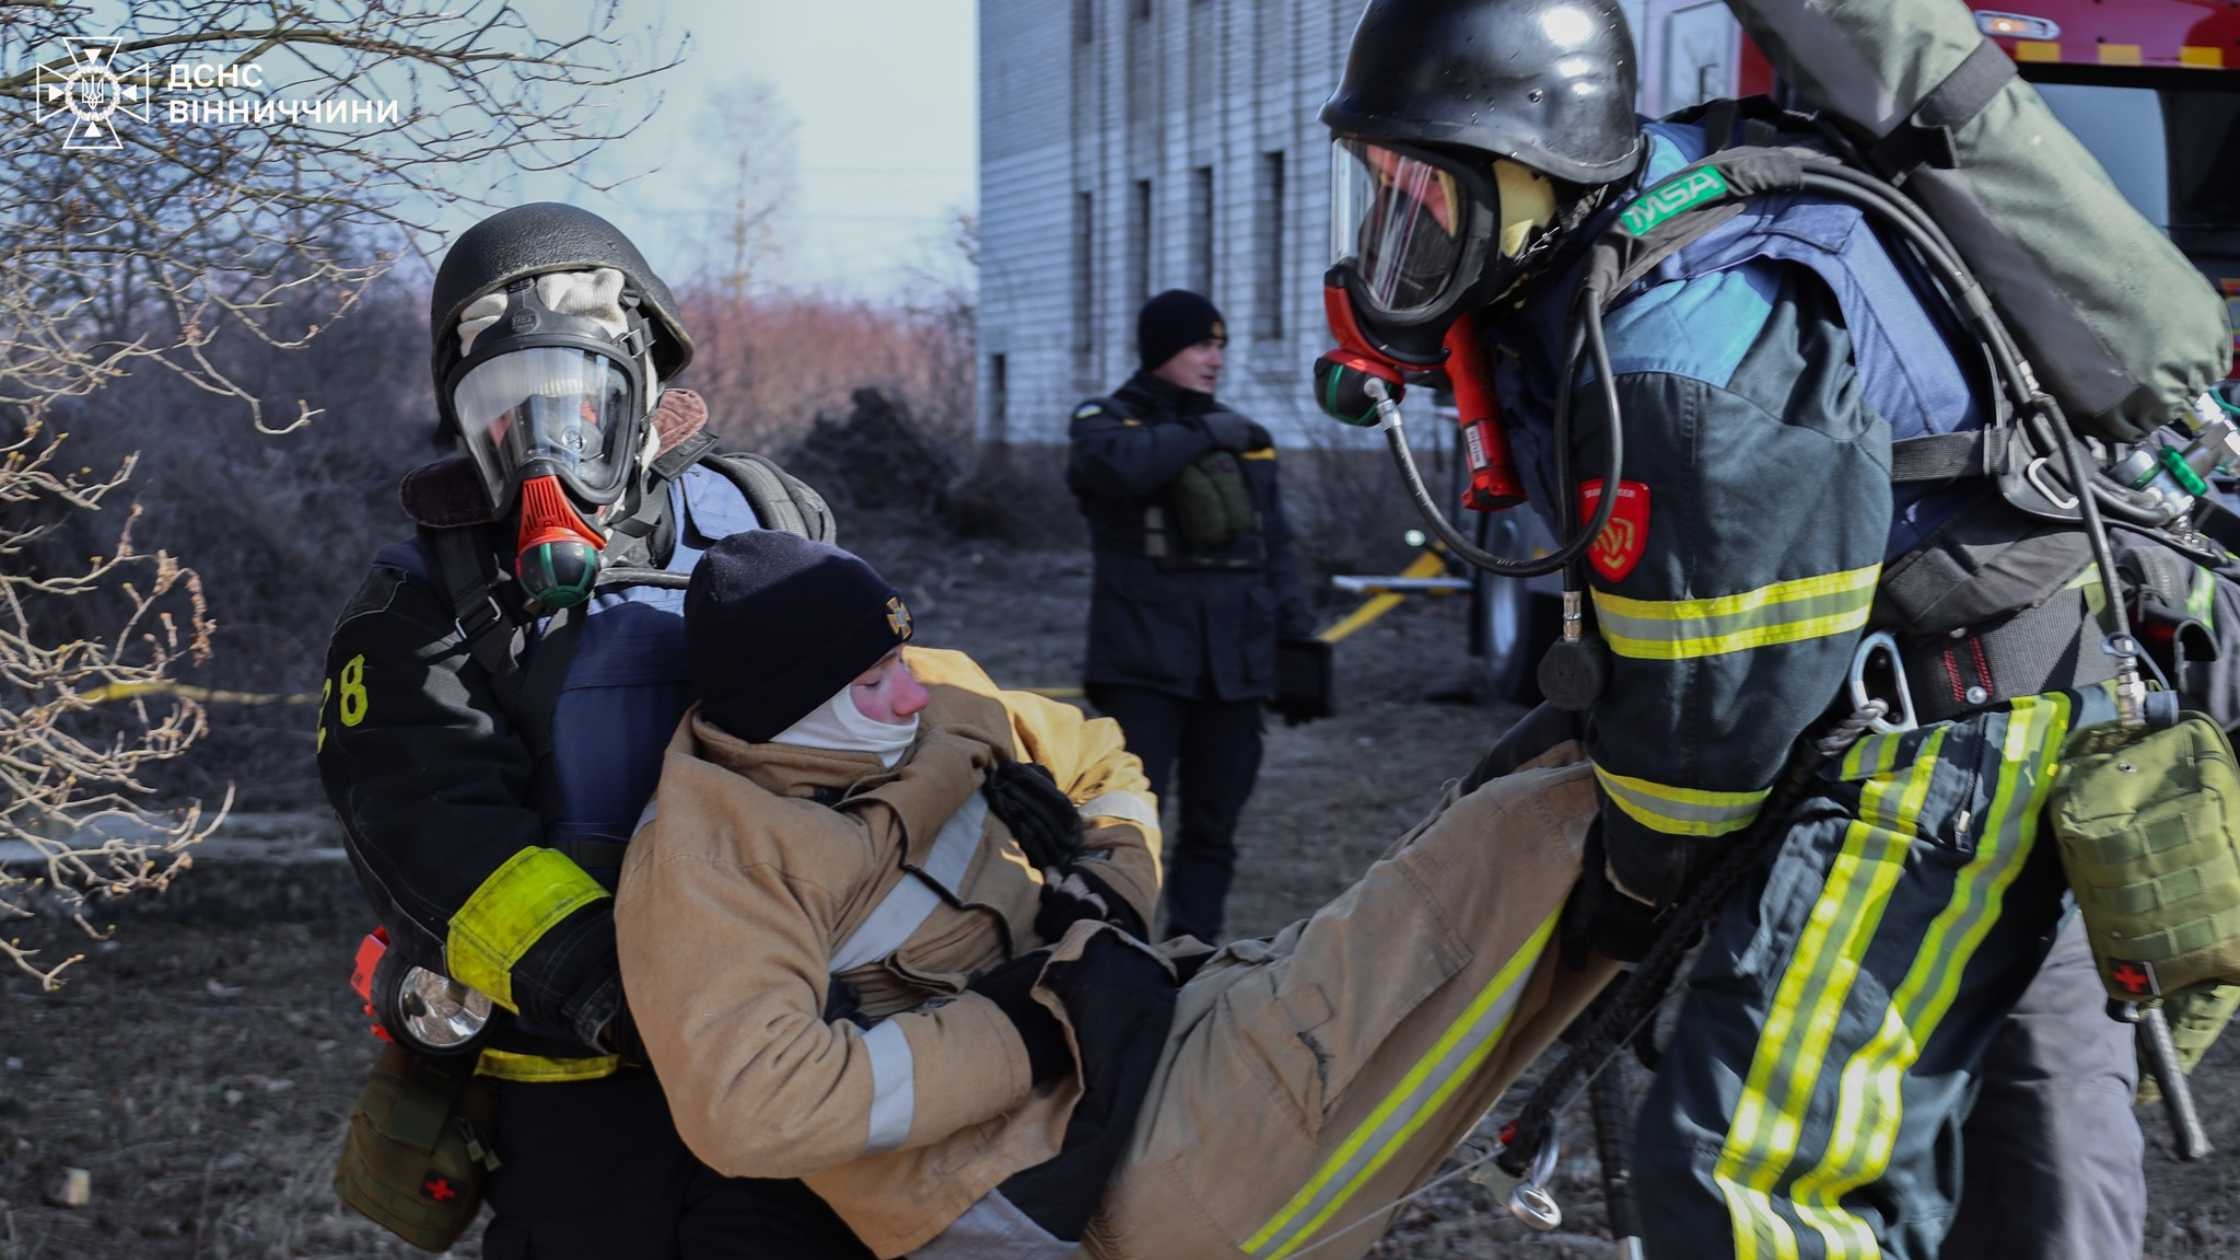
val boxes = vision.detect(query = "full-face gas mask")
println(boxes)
[428,202,697,614]
[1323,142,1565,510]
[440,269,658,611]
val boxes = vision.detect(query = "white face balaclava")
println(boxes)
[769,681,920,768]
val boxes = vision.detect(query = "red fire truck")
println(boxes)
[1463,1,2240,701]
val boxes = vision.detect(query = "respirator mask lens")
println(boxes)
[1331,139,1492,322]
[453,347,638,510]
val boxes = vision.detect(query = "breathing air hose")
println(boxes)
[1373,298,1626,578]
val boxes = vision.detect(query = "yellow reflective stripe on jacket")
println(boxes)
[1592,564,1879,661]
[1243,906,1561,1260]
[2191,566,2218,629]
[1711,728,1941,1260]
[475,1048,621,1083]
[1593,764,1772,838]
[447,847,610,1013]
[1790,694,2072,1259]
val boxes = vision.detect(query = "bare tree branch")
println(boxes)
[0,0,683,984]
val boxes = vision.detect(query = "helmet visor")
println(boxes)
[453,347,638,508]
[1330,139,1489,321]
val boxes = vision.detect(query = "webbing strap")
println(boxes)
[387,1053,473,1151]
[426,526,522,679]
[1867,39,2016,181]
[650,432,719,484]
[1898,583,2111,725]
[1889,430,2007,483]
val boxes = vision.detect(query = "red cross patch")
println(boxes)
[1577,479,1652,583]
[422,1174,457,1203]
[2109,959,2160,999]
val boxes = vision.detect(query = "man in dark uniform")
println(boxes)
[1067,289,1315,943]
[315,203,867,1258]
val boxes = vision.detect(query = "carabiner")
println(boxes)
[1848,630,1918,735]
[1505,1118,1564,1231]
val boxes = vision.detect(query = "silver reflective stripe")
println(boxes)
[922,793,985,894]
[861,1020,916,1154]
[632,799,659,836]
[830,793,988,973]
[1078,788,1159,833]
[912,1190,1076,1260]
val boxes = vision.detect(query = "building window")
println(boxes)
[1191,165,1214,296]
[1130,179,1153,316]
[1134,0,1151,18]
[1258,149,1286,339]
[1074,191,1095,359]
[1074,0,1094,45]
[986,353,1009,444]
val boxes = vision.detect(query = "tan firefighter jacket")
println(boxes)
[614,647,1160,1256]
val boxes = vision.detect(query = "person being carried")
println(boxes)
[614,530,1612,1260]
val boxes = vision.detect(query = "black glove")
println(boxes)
[1557,821,1669,968]
[823,975,873,1030]
[994,935,1178,1243]
[967,950,1069,1087]
[1202,413,1270,453]
[983,761,1086,869]
[1461,703,1584,794]
[1035,863,1146,942]
[1271,638,1334,727]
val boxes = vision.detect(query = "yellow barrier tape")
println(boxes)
[78,680,318,706]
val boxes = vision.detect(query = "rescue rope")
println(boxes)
[1493,706,1876,1181]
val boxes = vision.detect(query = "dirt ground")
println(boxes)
[6,521,2240,1258]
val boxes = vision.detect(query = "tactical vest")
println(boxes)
[1075,393,1271,574]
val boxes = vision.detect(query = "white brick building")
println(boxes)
[976,0,1692,446]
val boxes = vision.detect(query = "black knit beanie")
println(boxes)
[1137,289,1226,372]
[685,531,915,742]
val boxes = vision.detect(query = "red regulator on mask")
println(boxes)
[1313,274,1526,512]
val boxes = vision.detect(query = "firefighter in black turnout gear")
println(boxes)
[316,203,868,1258]
[1068,290,1316,943]
[1319,2,2152,1256]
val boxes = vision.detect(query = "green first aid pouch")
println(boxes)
[1164,451,1258,552]
[2138,982,2240,1104]
[334,1043,501,1252]
[2047,710,2240,1004]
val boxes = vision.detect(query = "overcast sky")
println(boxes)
[411,0,979,301]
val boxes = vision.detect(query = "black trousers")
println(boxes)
[481,1070,872,1260]
[1090,684,1264,943]
[1941,912,2144,1260]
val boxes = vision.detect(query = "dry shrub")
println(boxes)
[942,442,1085,548]
[677,290,974,455]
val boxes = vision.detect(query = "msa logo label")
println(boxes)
[1621,167,1730,238]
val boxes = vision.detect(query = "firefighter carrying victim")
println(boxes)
[317,0,2240,1257]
